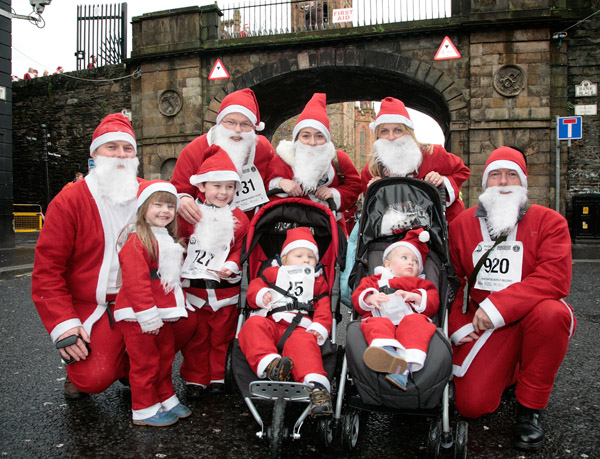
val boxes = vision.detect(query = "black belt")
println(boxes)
[188,278,241,289]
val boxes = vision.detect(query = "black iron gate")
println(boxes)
[75,3,128,70]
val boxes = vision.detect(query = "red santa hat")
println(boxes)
[136,180,179,211]
[482,146,528,189]
[370,97,414,131]
[281,227,319,262]
[382,228,430,274]
[89,113,137,156]
[216,88,265,131]
[292,93,331,143]
[189,145,241,187]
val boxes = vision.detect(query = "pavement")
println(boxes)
[1,232,599,280]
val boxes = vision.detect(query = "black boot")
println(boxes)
[514,403,544,451]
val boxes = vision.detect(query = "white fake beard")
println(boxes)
[193,204,236,253]
[212,123,256,174]
[479,186,528,239]
[292,141,336,193]
[91,155,139,204]
[373,136,422,177]
[152,227,184,293]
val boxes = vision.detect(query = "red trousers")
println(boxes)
[120,321,176,411]
[179,305,238,385]
[238,315,326,382]
[361,314,436,353]
[454,299,576,418]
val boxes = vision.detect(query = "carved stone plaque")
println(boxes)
[158,90,183,117]
[493,64,526,97]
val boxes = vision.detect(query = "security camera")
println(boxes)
[29,0,52,14]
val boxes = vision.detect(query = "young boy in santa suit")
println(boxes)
[238,227,334,417]
[177,145,250,398]
[266,93,361,235]
[114,180,191,427]
[361,97,470,222]
[351,228,439,390]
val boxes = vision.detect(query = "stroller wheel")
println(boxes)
[340,408,360,452]
[454,420,468,459]
[317,417,334,449]
[267,398,286,459]
[426,418,442,458]
[224,342,234,394]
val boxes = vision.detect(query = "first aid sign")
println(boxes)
[332,8,353,24]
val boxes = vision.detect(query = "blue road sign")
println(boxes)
[557,116,582,140]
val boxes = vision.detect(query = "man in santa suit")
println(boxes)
[171,88,274,221]
[178,146,250,397]
[361,97,470,223]
[31,114,197,398]
[267,92,361,235]
[448,146,576,451]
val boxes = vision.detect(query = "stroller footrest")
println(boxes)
[249,381,311,400]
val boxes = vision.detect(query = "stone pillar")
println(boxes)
[200,4,223,41]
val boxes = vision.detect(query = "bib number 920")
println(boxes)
[483,257,509,274]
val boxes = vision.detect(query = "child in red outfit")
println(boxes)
[238,227,333,417]
[178,145,250,397]
[352,228,439,390]
[114,181,191,427]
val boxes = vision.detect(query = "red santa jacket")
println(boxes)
[352,272,439,319]
[171,129,274,203]
[247,265,332,344]
[32,177,143,342]
[113,232,187,323]
[448,204,574,373]
[361,144,470,222]
[179,206,249,311]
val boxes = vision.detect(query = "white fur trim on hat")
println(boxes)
[382,239,426,275]
[137,182,179,211]
[370,114,414,132]
[292,119,331,143]
[89,131,137,156]
[189,170,241,187]
[281,240,319,262]
[216,105,258,128]
[482,159,528,189]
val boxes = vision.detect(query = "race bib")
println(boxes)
[472,241,523,292]
[270,265,315,307]
[181,235,230,281]
[231,165,268,212]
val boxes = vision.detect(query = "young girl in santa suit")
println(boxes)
[238,227,334,418]
[114,180,191,427]
[361,97,470,223]
[351,228,439,390]
[178,145,250,398]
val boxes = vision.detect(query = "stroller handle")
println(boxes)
[267,188,337,212]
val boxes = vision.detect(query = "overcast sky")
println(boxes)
[10,0,444,144]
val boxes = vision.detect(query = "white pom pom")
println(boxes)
[369,121,376,131]
[419,230,430,242]
[256,121,265,131]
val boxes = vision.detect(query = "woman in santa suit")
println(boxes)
[361,97,470,223]
[267,93,361,236]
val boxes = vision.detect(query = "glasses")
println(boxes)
[221,119,255,131]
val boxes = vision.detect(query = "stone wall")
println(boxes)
[12,66,131,208]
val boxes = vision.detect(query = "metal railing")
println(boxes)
[219,0,451,39]
[75,3,128,70]
[13,204,43,232]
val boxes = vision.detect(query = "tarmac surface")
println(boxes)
[0,232,598,458]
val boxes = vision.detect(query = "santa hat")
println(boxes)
[216,88,265,131]
[281,227,319,262]
[189,145,241,187]
[370,97,414,131]
[89,113,137,156]
[382,228,430,274]
[292,93,331,143]
[136,180,179,211]
[481,146,528,189]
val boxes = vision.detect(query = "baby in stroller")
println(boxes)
[238,227,333,417]
[352,228,439,391]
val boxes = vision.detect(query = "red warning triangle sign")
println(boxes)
[434,36,461,60]
[208,59,230,80]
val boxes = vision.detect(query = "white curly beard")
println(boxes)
[292,140,336,193]
[373,136,422,177]
[479,186,528,238]
[211,123,256,175]
[153,227,184,293]
[193,204,236,252]
[91,155,139,204]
